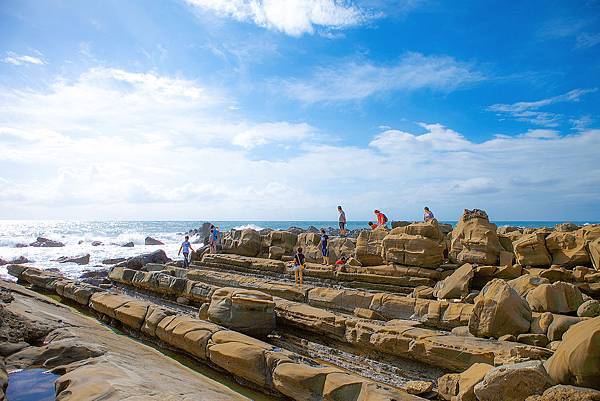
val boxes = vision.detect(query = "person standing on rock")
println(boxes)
[337,206,347,236]
[374,209,388,228]
[423,207,435,222]
[292,247,305,287]
[178,235,194,268]
[319,228,330,265]
[209,225,219,254]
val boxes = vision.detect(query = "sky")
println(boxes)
[0,0,599,222]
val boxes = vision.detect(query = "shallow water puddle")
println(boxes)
[6,368,59,401]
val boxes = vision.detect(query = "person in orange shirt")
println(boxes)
[368,221,379,230]
[374,209,388,228]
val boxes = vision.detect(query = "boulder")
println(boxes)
[525,385,600,401]
[589,237,600,271]
[265,230,298,255]
[268,246,285,260]
[207,287,275,337]
[547,315,588,341]
[29,237,64,247]
[382,233,444,268]
[122,241,134,247]
[555,223,579,232]
[514,233,552,267]
[544,316,600,389]
[221,229,261,257]
[101,257,127,265]
[539,266,574,283]
[508,274,550,297]
[526,282,584,314]
[437,362,493,401]
[518,333,549,348]
[355,228,389,266]
[449,209,502,265]
[469,279,532,339]
[115,250,171,270]
[54,254,90,265]
[530,312,554,335]
[545,225,600,267]
[473,361,555,401]
[433,263,474,300]
[578,299,600,317]
[144,236,164,245]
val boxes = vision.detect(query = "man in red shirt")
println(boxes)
[374,209,388,228]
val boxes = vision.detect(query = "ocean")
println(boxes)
[1,219,598,279]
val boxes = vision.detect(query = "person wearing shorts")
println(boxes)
[319,228,330,265]
[292,247,305,287]
[178,235,195,268]
[337,205,347,236]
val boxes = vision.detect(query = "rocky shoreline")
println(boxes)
[2,210,600,400]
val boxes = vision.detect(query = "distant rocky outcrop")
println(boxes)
[54,254,90,265]
[122,241,135,247]
[29,237,64,247]
[144,236,164,245]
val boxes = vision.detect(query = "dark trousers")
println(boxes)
[182,252,190,268]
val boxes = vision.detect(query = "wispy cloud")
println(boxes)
[280,52,485,103]
[537,17,600,49]
[576,32,600,49]
[185,0,380,36]
[487,88,597,127]
[3,51,46,66]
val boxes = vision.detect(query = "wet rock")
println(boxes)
[14,243,28,248]
[29,237,64,247]
[6,338,106,369]
[101,257,126,265]
[469,279,532,339]
[122,241,134,247]
[207,287,276,337]
[544,316,600,389]
[91,241,103,246]
[474,361,556,401]
[54,254,90,265]
[526,282,584,314]
[0,256,31,265]
[115,250,171,270]
[578,299,600,317]
[144,236,164,245]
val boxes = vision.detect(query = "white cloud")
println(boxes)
[487,88,597,127]
[576,32,600,49]
[3,51,46,66]
[185,0,376,36]
[280,52,484,103]
[1,67,599,220]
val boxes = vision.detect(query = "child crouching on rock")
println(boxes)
[292,247,305,287]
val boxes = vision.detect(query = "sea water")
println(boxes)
[1,219,597,279]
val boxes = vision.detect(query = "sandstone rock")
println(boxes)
[474,361,556,401]
[544,316,600,389]
[222,229,261,257]
[268,245,285,260]
[546,225,600,267]
[508,274,551,297]
[451,326,474,337]
[578,299,600,317]
[382,232,444,268]
[525,385,600,401]
[555,223,579,232]
[573,266,595,281]
[410,286,435,299]
[353,307,385,320]
[514,233,552,267]
[518,333,549,347]
[29,237,65,247]
[140,305,176,337]
[589,237,600,271]
[176,296,190,305]
[547,341,561,351]
[547,315,588,341]
[526,282,584,314]
[530,312,554,335]
[449,210,502,265]
[469,279,532,339]
[438,362,493,401]
[144,236,164,245]
[539,266,574,283]
[272,363,340,401]
[404,380,433,395]
[355,228,388,266]
[498,334,516,342]
[207,287,275,336]
[266,230,298,255]
[433,263,474,300]
[54,254,90,265]
[346,257,362,267]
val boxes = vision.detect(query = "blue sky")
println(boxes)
[0,0,599,221]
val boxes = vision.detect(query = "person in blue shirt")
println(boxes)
[209,225,220,254]
[319,228,330,265]
[424,207,435,222]
[178,235,195,268]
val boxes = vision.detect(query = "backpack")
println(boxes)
[381,213,388,223]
